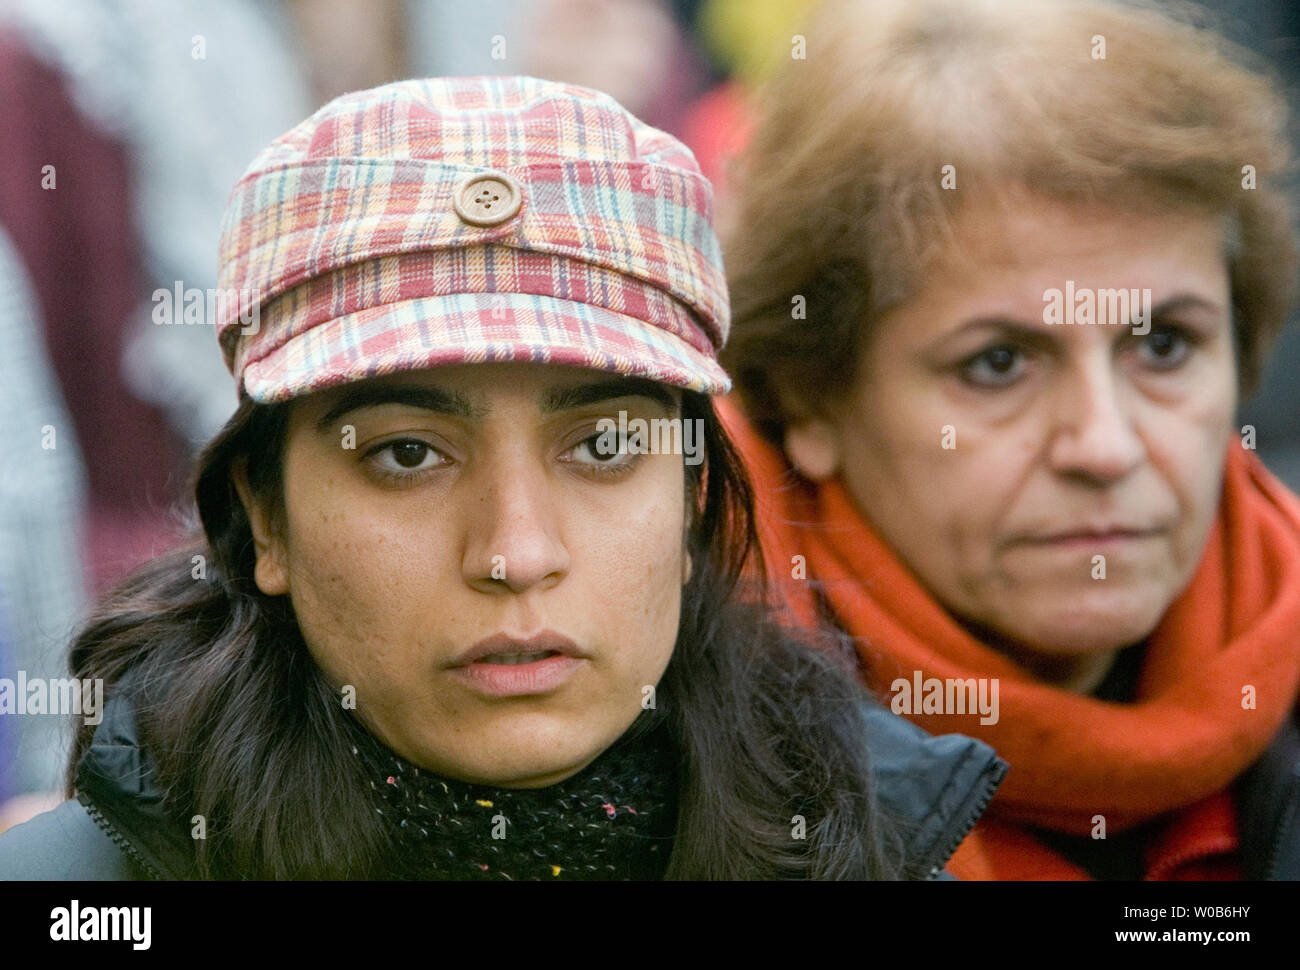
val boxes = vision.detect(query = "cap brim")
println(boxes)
[239,292,732,403]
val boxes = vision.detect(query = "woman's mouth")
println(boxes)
[474,650,557,665]
[451,653,584,696]
[1024,528,1165,550]
[448,633,588,697]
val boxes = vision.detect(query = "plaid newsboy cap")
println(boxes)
[215,75,731,402]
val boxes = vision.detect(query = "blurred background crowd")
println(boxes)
[0,0,1297,809]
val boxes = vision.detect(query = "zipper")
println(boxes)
[924,756,1009,880]
[79,795,166,881]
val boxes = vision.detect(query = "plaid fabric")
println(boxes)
[217,75,730,401]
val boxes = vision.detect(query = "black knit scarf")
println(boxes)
[350,711,679,880]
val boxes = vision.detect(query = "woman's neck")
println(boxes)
[954,615,1122,694]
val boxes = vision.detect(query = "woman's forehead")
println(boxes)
[944,194,1226,266]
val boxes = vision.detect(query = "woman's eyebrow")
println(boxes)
[313,377,678,433]
[944,293,1224,346]
[943,317,1060,352]
[542,378,678,414]
[1150,294,1225,319]
[314,384,478,433]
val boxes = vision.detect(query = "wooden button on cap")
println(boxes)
[453,172,522,226]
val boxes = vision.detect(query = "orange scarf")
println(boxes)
[718,398,1300,879]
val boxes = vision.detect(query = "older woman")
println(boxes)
[0,76,1004,880]
[720,0,1300,879]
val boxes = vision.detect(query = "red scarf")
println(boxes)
[719,398,1300,879]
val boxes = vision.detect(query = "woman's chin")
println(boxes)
[405,746,590,789]
[979,589,1172,660]
[956,574,1180,657]
[395,716,620,789]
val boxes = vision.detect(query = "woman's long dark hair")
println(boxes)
[66,391,903,879]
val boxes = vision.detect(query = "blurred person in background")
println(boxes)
[720,0,1300,879]
[677,0,819,224]
[0,226,87,809]
[0,0,315,827]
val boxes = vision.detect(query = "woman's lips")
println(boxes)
[447,631,587,697]
[448,654,585,697]
[451,631,585,666]
[1016,528,1164,550]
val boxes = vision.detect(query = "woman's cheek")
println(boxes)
[885,419,1028,608]
[284,513,416,683]
[1157,420,1231,576]
[588,521,678,610]
[580,499,683,676]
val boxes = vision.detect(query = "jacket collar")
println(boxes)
[75,685,198,879]
[858,702,1007,877]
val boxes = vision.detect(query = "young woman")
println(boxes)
[0,76,1004,880]
[719,0,1300,879]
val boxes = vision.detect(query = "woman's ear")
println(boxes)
[784,419,842,481]
[231,458,290,596]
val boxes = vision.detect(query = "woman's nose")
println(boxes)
[461,457,570,595]
[1045,356,1146,483]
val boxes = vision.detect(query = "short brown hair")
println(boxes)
[722,0,1298,444]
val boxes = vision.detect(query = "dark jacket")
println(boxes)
[0,685,1008,880]
[1238,712,1300,879]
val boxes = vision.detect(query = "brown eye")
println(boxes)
[367,438,447,477]
[985,348,1017,372]
[1138,326,1192,369]
[559,428,640,479]
[579,432,626,462]
[390,441,429,468]
[960,344,1026,388]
